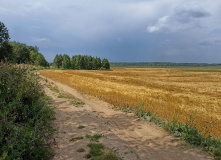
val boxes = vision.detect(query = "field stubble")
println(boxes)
[40,68,221,138]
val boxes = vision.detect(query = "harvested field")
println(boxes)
[40,68,221,138]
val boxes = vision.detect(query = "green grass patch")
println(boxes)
[85,143,121,160]
[78,125,86,129]
[101,150,121,160]
[58,93,71,99]
[47,83,60,93]
[70,100,85,107]
[28,65,46,72]
[86,134,102,142]
[87,143,104,158]
[77,148,85,152]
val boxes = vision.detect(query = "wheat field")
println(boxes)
[40,68,221,138]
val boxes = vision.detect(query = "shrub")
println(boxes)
[0,61,54,160]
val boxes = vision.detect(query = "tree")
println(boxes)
[53,54,63,68]
[0,22,9,47]
[95,57,102,69]
[71,55,76,69]
[101,58,110,70]
[0,41,13,61]
[54,54,110,70]
[0,22,13,61]
[36,53,48,67]
[10,42,30,64]
[62,54,71,69]
[30,50,38,63]
[74,55,84,70]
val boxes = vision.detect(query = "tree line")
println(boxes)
[0,22,49,67]
[110,62,221,68]
[53,54,110,70]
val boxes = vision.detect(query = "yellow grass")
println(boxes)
[40,68,221,138]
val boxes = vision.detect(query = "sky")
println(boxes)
[1,0,221,63]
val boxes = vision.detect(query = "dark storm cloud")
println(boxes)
[174,2,210,20]
[147,2,210,32]
[0,0,221,63]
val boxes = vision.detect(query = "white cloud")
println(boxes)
[147,16,169,32]
[34,37,49,42]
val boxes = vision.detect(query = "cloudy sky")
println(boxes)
[1,0,221,63]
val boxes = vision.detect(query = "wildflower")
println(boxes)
[20,102,23,105]
[8,141,11,144]
[8,122,10,124]
[2,119,5,122]
[30,146,35,150]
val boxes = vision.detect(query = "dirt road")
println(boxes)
[40,76,211,160]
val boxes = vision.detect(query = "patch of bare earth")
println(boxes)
[40,76,211,160]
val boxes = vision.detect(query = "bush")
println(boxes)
[0,61,54,159]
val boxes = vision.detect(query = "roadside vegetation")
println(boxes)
[122,104,221,160]
[0,61,54,160]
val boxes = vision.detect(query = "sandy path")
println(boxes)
[40,76,211,160]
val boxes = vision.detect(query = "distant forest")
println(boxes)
[110,62,221,68]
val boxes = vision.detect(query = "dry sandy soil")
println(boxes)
[40,76,212,160]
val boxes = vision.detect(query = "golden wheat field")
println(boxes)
[40,68,221,138]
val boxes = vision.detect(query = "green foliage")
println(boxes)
[62,54,71,69]
[78,125,85,129]
[95,57,102,69]
[86,134,102,142]
[0,42,13,61]
[77,148,85,152]
[36,53,48,67]
[101,58,110,70]
[70,100,85,107]
[30,51,48,67]
[58,93,71,99]
[0,22,48,66]
[85,143,121,160]
[0,62,54,160]
[86,143,104,159]
[0,22,9,47]
[10,42,30,64]
[0,22,13,61]
[54,54,108,70]
[8,41,48,66]
[53,54,63,68]
[101,150,121,160]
